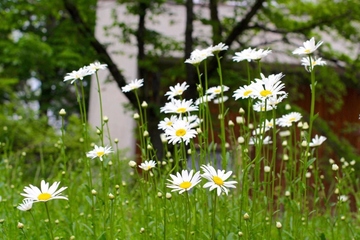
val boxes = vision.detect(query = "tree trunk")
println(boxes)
[184,0,196,100]
[209,0,222,45]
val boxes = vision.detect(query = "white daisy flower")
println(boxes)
[20,180,68,202]
[165,119,197,145]
[213,95,229,104]
[267,94,288,107]
[138,160,156,171]
[201,165,237,196]
[233,47,272,62]
[233,84,255,100]
[182,115,201,129]
[86,145,113,161]
[253,100,274,112]
[158,115,179,131]
[251,74,286,100]
[195,95,214,105]
[250,48,272,61]
[121,79,144,92]
[255,73,285,86]
[253,119,275,135]
[166,169,201,194]
[165,82,189,99]
[160,99,198,115]
[233,48,254,62]
[209,42,229,53]
[206,85,229,95]
[277,112,302,127]
[292,37,323,55]
[17,199,34,211]
[87,62,108,73]
[309,134,327,147]
[249,135,272,145]
[63,67,92,84]
[185,48,214,65]
[301,56,326,72]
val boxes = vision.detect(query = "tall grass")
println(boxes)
[0,39,359,240]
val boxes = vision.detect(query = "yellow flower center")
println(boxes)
[177,107,187,113]
[214,89,221,93]
[213,176,224,186]
[244,90,252,96]
[260,90,272,97]
[304,49,311,53]
[38,193,52,201]
[289,117,296,122]
[166,121,173,126]
[146,166,152,170]
[96,151,104,157]
[175,128,187,137]
[177,90,183,95]
[179,181,192,189]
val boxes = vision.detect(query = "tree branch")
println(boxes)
[62,0,138,107]
[206,0,266,79]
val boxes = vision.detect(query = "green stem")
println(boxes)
[74,81,96,237]
[110,199,115,240]
[135,91,147,159]
[44,202,54,240]
[60,116,68,177]
[212,192,218,240]
[95,71,105,145]
[215,53,227,169]
[185,191,190,240]
[303,56,317,210]
[29,211,39,239]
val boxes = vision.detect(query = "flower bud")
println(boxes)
[128,160,136,168]
[59,108,66,116]
[236,116,245,124]
[276,221,282,229]
[166,192,172,199]
[108,193,115,200]
[160,133,167,143]
[332,164,339,171]
[141,101,148,108]
[17,222,24,229]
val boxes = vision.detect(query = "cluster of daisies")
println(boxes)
[117,39,328,148]
[134,160,237,196]
[167,165,237,196]
[63,61,108,84]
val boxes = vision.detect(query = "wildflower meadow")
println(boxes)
[1,38,359,239]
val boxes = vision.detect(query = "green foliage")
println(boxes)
[0,0,98,116]
[0,99,95,182]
